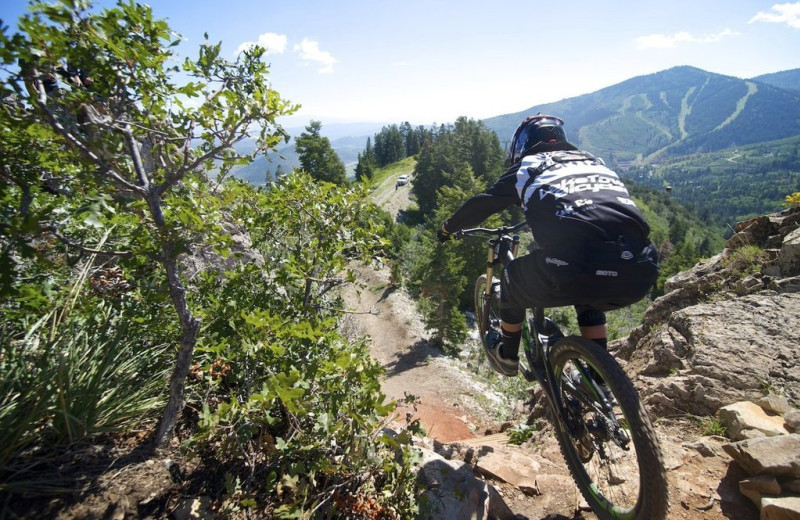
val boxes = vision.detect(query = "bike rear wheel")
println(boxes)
[549,337,668,520]
[473,274,501,341]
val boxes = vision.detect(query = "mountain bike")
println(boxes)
[456,222,669,520]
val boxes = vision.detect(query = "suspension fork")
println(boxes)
[510,234,520,260]
[483,238,496,299]
[523,307,544,365]
[483,235,520,299]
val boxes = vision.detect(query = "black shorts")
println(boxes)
[500,240,659,323]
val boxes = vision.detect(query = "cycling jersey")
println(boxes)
[446,148,658,319]
[445,150,650,251]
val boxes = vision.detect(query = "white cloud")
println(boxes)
[635,28,740,50]
[294,38,337,74]
[236,32,288,56]
[749,2,800,28]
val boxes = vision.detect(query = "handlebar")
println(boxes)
[454,221,528,239]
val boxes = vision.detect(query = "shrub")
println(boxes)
[698,417,728,437]
[179,177,420,517]
[722,244,768,278]
[0,301,170,474]
[184,267,420,517]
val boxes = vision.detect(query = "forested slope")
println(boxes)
[484,66,800,165]
[626,136,800,227]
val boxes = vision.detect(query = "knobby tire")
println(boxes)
[548,337,669,520]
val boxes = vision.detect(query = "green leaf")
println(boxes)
[275,437,288,451]
[84,213,103,228]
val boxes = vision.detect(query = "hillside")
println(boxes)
[483,66,800,165]
[752,68,800,95]
[626,135,800,226]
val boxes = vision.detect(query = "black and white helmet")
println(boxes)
[507,114,574,166]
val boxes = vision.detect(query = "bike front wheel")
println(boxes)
[473,274,501,341]
[549,337,668,520]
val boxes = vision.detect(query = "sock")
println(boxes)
[500,329,521,359]
[593,337,608,350]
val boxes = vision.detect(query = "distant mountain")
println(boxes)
[283,122,386,142]
[483,66,800,166]
[751,68,800,95]
[627,134,800,227]
[229,123,383,184]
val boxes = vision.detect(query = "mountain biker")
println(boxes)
[437,115,659,377]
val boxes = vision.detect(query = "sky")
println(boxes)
[2,0,800,127]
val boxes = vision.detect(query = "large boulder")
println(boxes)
[718,401,790,440]
[614,207,800,417]
[623,292,800,416]
[722,434,800,479]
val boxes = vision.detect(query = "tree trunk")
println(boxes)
[146,193,201,448]
[154,251,200,447]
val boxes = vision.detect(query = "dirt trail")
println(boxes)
[370,166,414,221]
[344,164,496,442]
[343,167,756,520]
[341,263,489,443]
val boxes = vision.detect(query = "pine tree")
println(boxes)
[411,118,504,215]
[295,121,348,185]
[415,166,492,350]
[403,121,421,156]
[372,125,406,166]
[355,138,376,182]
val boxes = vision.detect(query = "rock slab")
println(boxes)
[723,434,800,479]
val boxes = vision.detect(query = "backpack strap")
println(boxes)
[519,151,599,198]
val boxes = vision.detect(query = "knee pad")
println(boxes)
[576,306,606,327]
